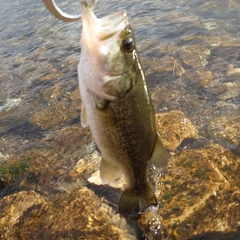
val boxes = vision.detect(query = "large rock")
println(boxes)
[0,188,136,240]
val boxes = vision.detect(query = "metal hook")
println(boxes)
[42,0,97,22]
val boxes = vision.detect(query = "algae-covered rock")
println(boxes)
[144,56,185,77]
[152,88,180,111]
[207,109,240,148]
[184,70,213,88]
[179,45,210,68]
[0,157,31,190]
[155,143,239,239]
[0,190,49,239]
[137,142,240,239]
[0,188,136,240]
[155,110,199,151]
[29,102,78,130]
[44,126,92,156]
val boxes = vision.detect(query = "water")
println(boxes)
[0,0,239,239]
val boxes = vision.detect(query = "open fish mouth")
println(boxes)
[79,1,132,100]
[80,2,129,51]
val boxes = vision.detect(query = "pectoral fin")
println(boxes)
[100,157,122,183]
[149,132,168,174]
[81,103,88,128]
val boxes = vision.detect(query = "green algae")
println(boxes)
[0,157,31,189]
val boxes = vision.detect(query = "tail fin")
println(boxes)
[118,183,157,218]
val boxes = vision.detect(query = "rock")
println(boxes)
[208,80,240,101]
[43,81,70,101]
[138,206,176,240]
[0,188,136,240]
[29,102,77,130]
[155,110,199,151]
[179,45,210,68]
[69,88,82,111]
[152,87,180,111]
[44,126,92,156]
[0,190,48,239]
[147,143,239,239]
[58,151,101,192]
[143,56,185,77]
[184,70,212,88]
[207,109,240,147]
[0,108,239,239]
[0,98,22,113]
[41,72,63,81]
[0,157,30,191]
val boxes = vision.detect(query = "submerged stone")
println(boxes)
[154,143,240,239]
[207,109,240,148]
[0,188,136,240]
[155,110,199,152]
[29,103,77,130]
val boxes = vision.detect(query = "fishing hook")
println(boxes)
[42,0,97,22]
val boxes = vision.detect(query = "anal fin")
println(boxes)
[100,157,122,184]
[149,132,168,174]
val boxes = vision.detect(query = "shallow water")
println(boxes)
[1,0,239,153]
[0,0,239,239]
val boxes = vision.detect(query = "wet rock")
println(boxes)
[0,147,77,197]
[207,109,240,148]
[16,148,70,195]
[143,56,185,77]
[1,119,45,140]
[152,87,180,111]
[41,72,63,81]
[0,125,93,196]
[0,188,136,240]
[154,143,240,239]
[0,190,48,239]
[184,70,212,88]
[44,126,92,156]
[43,81,71,101]
[69,88,82,111]
[0,157,30,191]
[176,187,240,239]
[208,80,240,101]
[204,36,237,47]
[29,102,77,130]
[180,34,206,46]
[155,110,199,151]
[179,45,210,69]
[0,108,239,239]
[138,206,177,240]
[58,151,101,192]
[0,135,29,160]
[0,98,22,113]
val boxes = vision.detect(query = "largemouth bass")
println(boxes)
[79,2,168,217]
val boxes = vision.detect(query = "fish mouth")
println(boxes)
[80,2,131,101]
[80,2,129,49]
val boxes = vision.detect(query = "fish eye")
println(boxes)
[122,38,133,51]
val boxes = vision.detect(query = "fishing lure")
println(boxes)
[42,0,97,22]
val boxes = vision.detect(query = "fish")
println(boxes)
[78,1,168,217]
